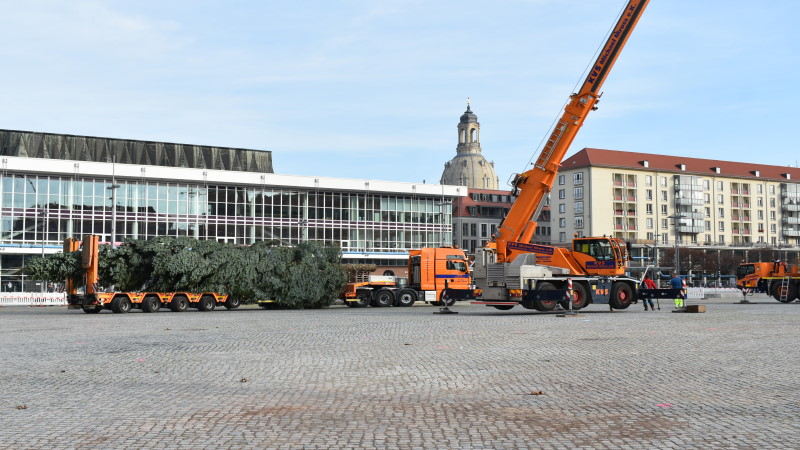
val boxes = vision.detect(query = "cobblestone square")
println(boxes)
[1,296,799,449]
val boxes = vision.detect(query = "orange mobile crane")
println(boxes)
[65,235,237,314]
[472,0,649,311]
[736,261,800,303]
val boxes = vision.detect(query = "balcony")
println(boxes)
[731,189,750,195]
[676,225,704,233]
[783,204,800,212]
[731,216,751,222]
[730,202,751,208]
[675,197,703,206]
[783,230,800,237]
[783,217,800,225]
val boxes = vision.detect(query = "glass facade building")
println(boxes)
[0,153,465,291]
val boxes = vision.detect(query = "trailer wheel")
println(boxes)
[352,292,371,308]
[224,297,241,310]
[169,296,189,312]
[141,296,161,313]
[559,282,589,310]
[373,289,394,307]
[111,296,132,314]
[395,289,417,307]
[82,305,103,314]
[770,280,797,303]
[609,282,633,310]
[198,295,216,311]
[530,282,558,311]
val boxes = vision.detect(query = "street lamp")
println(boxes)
[668,214,686,275]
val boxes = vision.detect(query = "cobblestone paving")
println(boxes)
[1,295,799,449]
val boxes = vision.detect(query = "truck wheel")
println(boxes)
[198,295,216,311]
[771,280,796,303]
[609,282,633,309]
[493,305,515,310]
[559,282,589,310]
[395,289,417,307]
[224,297,241,310]
[373,289,394,307]
[141,296,161,313]
[111,297,132,314]
[352,292,371,308]
[82,305,103,314]
[532,282,557,311]
[169,296,189,312]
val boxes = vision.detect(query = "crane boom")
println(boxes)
[495,0,649,262]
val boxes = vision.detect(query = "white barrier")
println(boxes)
[0,292,68,307]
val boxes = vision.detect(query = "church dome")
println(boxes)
[440,101,499,190]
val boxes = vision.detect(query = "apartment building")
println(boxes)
[554,148,800,250]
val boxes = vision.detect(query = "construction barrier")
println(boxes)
[0,292,68,307]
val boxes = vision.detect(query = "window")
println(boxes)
[704,180,710,190]
[559,218,566,227]
[660,177,667,187]
[717,181,723,190]
[770,211,776,220]
[574,201,584,214]
[470,223,477,236]
[770,198,775,208]
[705,221,711,231]
[559,232,566,243]
[661,191,668,201]
[573,172,583,185]
[717,194,724,204]
[645,175,653,186]
[758,222,764,232]
[480,223,488,238]
[705,207,711,218]
[718,208,724,218]
[558,189,565,199]
[646,218,653,229]
[718,222,724,232]
[771,224,777,233]
[757,197,763,207]
[646,190,653,201]
[757,184,763,194]
[757,210,763,220]
[646,204,653,214]
[573,187,583,199]
[447,260,467,271]
[661,219,668,229]
[704,193,710,203]
[462,223,469,236]
[574,217,584,228]
[558,203,566,213]
[558,175,565,185]
[769,185,775,194]
[661,205,668,215]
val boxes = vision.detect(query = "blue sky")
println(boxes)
[1,1,798,187]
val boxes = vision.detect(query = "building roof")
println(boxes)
[0,128,273,173]
[563,148,800,182]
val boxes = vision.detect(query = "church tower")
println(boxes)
[440,100,499,189]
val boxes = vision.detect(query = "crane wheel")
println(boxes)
[530,282,558,311]
[352,292,371,308]
[559,282,589,310]
[609,283,633,310]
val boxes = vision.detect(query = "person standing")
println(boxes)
[670,273,685,310]
[641,277,657,311]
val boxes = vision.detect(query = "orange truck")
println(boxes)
[471,0,649,312]
[342,246,473,307]
[736,261,800,303]
[65,235,238,314]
